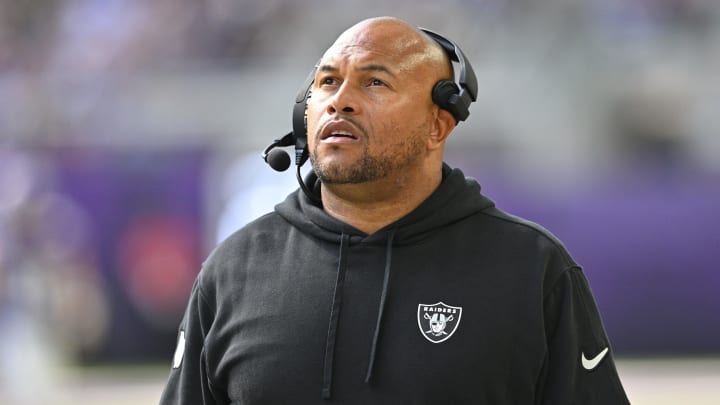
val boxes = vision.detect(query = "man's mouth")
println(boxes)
[323,131,357,140]
[319,121,361,142]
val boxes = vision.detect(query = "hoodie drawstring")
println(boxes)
[321,228,397,399]
[322,233,349,400]
[365,228,397,384]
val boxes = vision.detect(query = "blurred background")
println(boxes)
[0,0,718,403]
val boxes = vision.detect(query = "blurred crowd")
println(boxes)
[1,0,719,402]
[1,0,719,170]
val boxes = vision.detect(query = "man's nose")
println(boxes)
[326,83,360,115]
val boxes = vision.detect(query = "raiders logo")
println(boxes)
[417,302,463,343]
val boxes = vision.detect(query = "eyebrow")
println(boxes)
[317,63,397,78]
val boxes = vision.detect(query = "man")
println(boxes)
[160,17,630,404]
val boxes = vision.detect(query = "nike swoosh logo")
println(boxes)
[172,330,186,369]
[581,347,609,370]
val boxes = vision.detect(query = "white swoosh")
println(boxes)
[581,347,609,370]
[172,331,186,368]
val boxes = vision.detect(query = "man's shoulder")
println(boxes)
[223,211,287,242]
[203,212,289,267]
[479,206,558,239]
[477,206,577,267]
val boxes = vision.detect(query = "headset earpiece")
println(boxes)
[420,28,478,124]
[431,80,462,123]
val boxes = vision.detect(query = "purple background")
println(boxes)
[463,160,720,355]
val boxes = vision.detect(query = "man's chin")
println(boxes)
[313,162,379,185]
[316,170,368,185]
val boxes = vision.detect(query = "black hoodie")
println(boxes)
[160,164,630,404]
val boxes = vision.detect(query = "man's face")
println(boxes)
[305,24,439,184]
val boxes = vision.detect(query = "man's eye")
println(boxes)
[320,77,337,86]
[370,78,386,86]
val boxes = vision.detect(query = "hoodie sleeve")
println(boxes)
[159,277,222,405]
[538,267,630,405]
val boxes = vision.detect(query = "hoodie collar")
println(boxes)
[275,163,495,245]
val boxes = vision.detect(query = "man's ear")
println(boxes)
[427,108,456,151]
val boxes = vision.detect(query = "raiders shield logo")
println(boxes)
[417,302,463,343]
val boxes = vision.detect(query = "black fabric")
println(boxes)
[160,163,630,404]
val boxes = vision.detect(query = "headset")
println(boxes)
[262,27,478,198]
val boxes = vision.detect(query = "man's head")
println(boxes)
[305,17,457,185]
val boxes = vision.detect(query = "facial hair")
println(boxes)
[311,120,428,184]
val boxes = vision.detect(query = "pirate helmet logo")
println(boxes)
[417,302,462,343]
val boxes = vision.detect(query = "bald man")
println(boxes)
[160,17,630,404]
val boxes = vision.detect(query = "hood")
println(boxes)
[275,163,495,243]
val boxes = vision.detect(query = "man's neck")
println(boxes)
[320,166,442,235]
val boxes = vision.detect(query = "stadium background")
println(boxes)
[1,0,718,403]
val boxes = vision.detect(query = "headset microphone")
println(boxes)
[265,148,291,172]
[262,132,294,171]
[261,62,316,172]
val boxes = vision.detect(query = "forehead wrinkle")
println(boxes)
[359,64,396,78]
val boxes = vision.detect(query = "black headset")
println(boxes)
[263,27,478,183]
